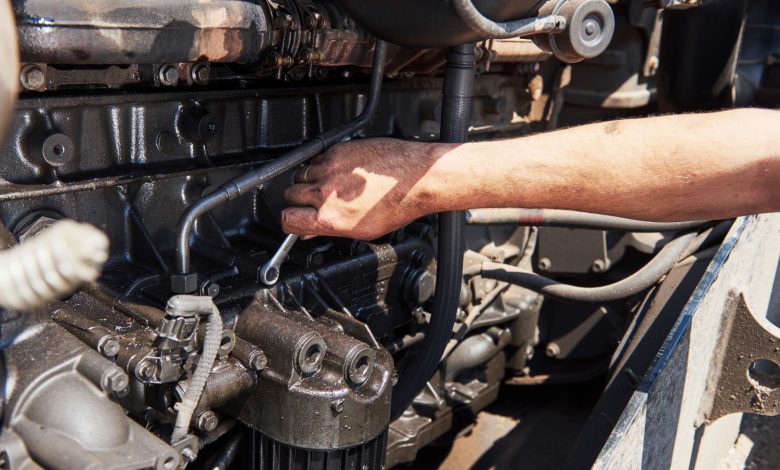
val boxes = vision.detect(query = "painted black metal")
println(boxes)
[171,40,389,293]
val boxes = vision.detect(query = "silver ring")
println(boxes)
[302,165,312,184]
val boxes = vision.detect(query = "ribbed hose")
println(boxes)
[465,208,707,232]
[169,295,223,443]
[0,220,108,311]
[172,40,388,292]
[390,44,474,419]
[451,0,566,39]
[477,231,696,302]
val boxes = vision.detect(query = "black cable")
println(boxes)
[478,231,697,303]
[171,40,388,293]
[390,43,474,419]
[466,208,707,232]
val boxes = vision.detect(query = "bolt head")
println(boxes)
[538,257,552,271]
[545,342,560,358]
[591,259,608,273]
[159,65,179,86]
[196,411,219,432]
[248,350,268,371]
[20,64,46,91]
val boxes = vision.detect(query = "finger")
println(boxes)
[293,163,326,183]
[284,184,325,208]
[281,207,323,236]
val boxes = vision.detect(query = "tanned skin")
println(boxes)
[281,108,780,240]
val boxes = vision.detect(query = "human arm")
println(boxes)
[281,108,780,240]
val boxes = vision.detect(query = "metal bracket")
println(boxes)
[703,292,780,423]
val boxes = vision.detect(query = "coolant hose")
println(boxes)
[172,40,388,293]
[477,231,697,303]
[465,208,707,232]
[0,220,108,311]
[390,43,474,419]
[169,295,223,444]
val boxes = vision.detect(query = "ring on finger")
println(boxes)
[302,165,312,184]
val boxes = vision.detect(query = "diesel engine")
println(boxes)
[0,0,773,468]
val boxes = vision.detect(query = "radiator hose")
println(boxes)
[169,295,223,444]
[390,43,474,419]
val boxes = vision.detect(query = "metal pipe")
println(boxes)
[451,0,566,39]
[15,0,272,64]
[466,208,708,232]
[171,40,388,293]
[390,43,474,419]
[477,231,697,302]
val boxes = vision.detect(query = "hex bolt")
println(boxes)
[190,63,209,85]
[200,280,220,297]
[98,335,120,357]
[20,64,46,91]
[538,257,552,271]
[102,368,129,394]
[545,342,561,358]
[136,361,156,380]
[159,64,179,86]
[591,259,608,273]
[196,410,219,432]
[248,350,268,371]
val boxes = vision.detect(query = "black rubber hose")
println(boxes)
[172,40,388,292]
[477,231,697,303]
[390,43,474,419]
[465,208,708,232]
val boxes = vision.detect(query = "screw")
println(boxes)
[196,410,219,432]
[159,64,179,86]
[190,63,209,85]
[591,259,608,273]
[248,350,268,371]
[545,342,560,358]
[20,64,46,91]
[538,257,552,271]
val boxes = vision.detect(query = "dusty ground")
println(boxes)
[405,384,780,470]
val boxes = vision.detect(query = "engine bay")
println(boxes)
[1,0,776,468]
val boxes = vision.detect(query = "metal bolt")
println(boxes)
[98,336,120,357]
[545,342,560,358]
[538,257,552,271]
[190,63,209,85]
[331,400,344,414]
[20,64,46,91]
[591,259,608,273]
[102,368,129,393]
[200,280,220,297]
[137,361,156,380]
[181,447,196,463]
[248,350,268,371]
[159,64,179,86]
[196,410,219,432]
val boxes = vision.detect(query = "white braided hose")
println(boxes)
[0,220,109,311]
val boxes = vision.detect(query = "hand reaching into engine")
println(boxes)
[281,138,446,240]
[282,109,780,240]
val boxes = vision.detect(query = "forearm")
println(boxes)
[420,108,780,221]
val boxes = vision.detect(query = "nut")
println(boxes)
[196,410,219,432]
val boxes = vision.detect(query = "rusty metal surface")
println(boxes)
[704,293,780,422]
[15,0,272,64]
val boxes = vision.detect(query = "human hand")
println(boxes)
[281,138,443,240]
